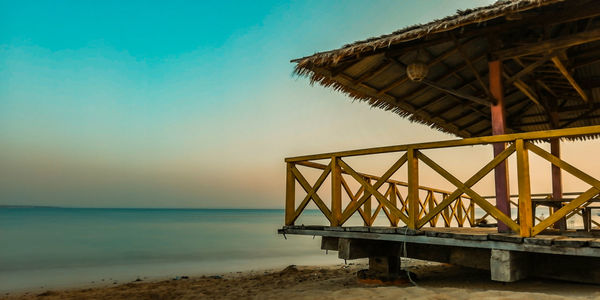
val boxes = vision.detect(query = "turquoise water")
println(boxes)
[0,207,340,292]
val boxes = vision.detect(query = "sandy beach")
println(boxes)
[3,259,600,300]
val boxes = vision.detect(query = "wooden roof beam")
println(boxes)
[513,79,541,106]
[492,27,600,60]
[505,51,559,85]
[421,79,492,107]
[551,56,589,102]
[452,33,491,99]
[351,59,393,85]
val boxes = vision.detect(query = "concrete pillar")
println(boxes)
[369,256,401,276]
[490,249,530,282]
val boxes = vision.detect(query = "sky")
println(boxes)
[2,0,599,209]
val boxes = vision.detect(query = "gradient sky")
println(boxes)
[2,0,600,209]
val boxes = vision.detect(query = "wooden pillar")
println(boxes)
[407,148,419,229]
[489,60,512,233]
[285,163,296,226]
[550,137,567,230]
[516,139,533,237]
[363,177,372,226]
[389,182,398,226]
[331,157,342,227]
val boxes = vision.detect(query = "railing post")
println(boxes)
[427,191,434,226]
[331,156,342,227]
[285,162,296,226]
[457,197,464,227]
[408,148,419,229]
[363,177,371,226]
[389,182,398,226]
[469,200,475,227]
[516,139,533,237]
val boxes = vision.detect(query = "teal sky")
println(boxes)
[7,0,595,209]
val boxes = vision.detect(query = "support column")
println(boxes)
[490,249,530,282]
[369,256,401,276]
[331,156,342,227]
[285,163,296,226]
[489,60,512,233]
[550,137,567,230]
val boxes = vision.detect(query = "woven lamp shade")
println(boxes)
[406,63,429,82]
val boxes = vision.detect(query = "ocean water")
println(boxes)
[0,207,342,292]
[1,206,592,292]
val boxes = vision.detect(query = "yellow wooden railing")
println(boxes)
[285,125,600,237]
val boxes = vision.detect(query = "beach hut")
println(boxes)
[281,0,600,283]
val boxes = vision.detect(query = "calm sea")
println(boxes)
[0,207,343,292]
[1,206,590,292]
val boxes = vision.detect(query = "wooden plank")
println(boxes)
[488,233,524,243]
[493,27,600,59]
[417,151,520,233]
[344,226,370,233]
[331,157,342,226]
[285,163,296,225]
[285,125,600,162]
[524,235,566,246]
[369,227,397,234]
[416,144,516,228]
[553,238,594,248]
[281,227,600,258]
[589,239,600,248]
[516,139,533,237]
[407,148,419,229]
[551,56,589,102]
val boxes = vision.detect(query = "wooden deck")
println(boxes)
[279,225,600,257]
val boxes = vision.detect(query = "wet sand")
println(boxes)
[2,259,600,299]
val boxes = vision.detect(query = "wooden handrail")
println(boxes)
[285,125,600,162]
[295,160,469,197]
[285,126,600,237]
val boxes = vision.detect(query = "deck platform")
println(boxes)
[279,226,600,283]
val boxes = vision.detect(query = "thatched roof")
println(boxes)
[293,0,600,138]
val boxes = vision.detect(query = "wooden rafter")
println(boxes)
[551,56,588,102]
[505,52,558,85]
[351,59,393,85]
[493,27,600,59]
[452,34,491,98]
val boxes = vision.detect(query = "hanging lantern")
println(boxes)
[406,62,429,82]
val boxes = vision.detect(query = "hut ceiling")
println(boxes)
[293,0,600,138]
